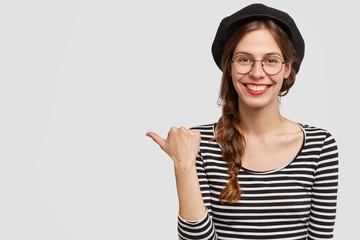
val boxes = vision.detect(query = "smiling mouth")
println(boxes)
[243,84,271,95]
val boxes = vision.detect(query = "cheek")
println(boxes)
[231,77,239,91]
[230,68,236,79]
[269,75,283,85]
[231,76,244,96]
[231,67,246,82]
[231,73,245,90]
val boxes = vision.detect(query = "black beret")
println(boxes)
[211,3,305,73]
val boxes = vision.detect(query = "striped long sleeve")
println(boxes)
[307,132,338,239]
[177,123,338,240]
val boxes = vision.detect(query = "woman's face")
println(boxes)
[231,29,291,110]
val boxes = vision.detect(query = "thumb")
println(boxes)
[146,132,166,151]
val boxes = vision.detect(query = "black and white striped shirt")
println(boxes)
[178,123,338,240]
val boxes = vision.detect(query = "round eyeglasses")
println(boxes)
[231,55,285,75]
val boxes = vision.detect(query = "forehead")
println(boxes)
[234,29,283,57]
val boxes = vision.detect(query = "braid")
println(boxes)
[215,100,245,204]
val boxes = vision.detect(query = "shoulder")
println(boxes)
[299,124,339,175]
[299,123,335,138]
[190,123,220,153]
[190,123,216,131]
[189,124,220,167]
[190,123,216,139]
[299,123,338,150]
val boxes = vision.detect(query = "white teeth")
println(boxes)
[246,84,267,91]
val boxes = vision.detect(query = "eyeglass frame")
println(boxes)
[231,55,286,75]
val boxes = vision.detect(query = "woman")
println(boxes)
[147,3,338,239]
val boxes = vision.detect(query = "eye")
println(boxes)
[264,56,282,64]
[234,55,252,64]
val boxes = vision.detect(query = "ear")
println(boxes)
[284,62,292,79]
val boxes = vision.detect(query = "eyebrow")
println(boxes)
[234,51,283,58]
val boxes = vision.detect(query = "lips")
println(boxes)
[243,83,271,96]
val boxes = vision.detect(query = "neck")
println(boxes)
[238,100,286,137]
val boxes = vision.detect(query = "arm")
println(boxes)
[308,132,339,239]
[174,155,206,221]
[177,149,217,240]
[147,127,217,239]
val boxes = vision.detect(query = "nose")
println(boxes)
[249,60,266,79]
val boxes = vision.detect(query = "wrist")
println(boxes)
[174,160,197,172]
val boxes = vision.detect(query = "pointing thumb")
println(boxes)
[146,132,166,151]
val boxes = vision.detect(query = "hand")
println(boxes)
[146,127,201,168]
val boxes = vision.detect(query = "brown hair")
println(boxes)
[215,20,297,204]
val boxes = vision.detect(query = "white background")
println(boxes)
[0,0,358,239]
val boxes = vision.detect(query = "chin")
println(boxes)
[239,96,279,110]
